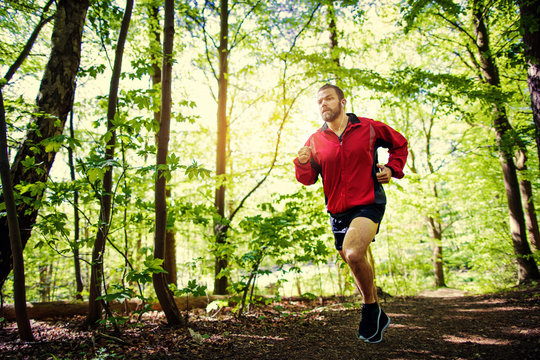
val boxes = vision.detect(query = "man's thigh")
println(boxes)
[342,217,379,253]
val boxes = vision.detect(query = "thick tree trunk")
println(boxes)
[152,0,184,326]
[516,0,540,248]
[87,0,133,326]
[517,0,540,169]
[0,90,34,341]
[529,64,540,169]
[497,142,539,281]
[1,295,229,321]
[0,0,89,289]
[473,0,539,282]
[214,0,230,296]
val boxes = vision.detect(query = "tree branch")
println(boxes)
[3,0,55,84]
[229,0,264,51]
[435,11,476,45]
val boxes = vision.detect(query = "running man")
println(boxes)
[294,84,408,343]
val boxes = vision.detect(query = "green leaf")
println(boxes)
[143,256,167,274]
[20,156,35,169]
[87,168,104,183]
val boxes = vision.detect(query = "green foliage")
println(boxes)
[127,256,167,284]
[87,0,125,47]
[171,279,207,297]
[182,160,211,180]
[1,0,537,311]
[96,284,134,303]
[230,189,330,314]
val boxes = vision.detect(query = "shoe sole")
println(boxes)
[364,316,390,344]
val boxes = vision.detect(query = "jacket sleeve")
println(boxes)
[294,137,319,185]
[374,121,408,179]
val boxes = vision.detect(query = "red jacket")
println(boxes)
[294,114,408,214]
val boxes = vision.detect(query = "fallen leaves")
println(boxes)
[0,287,539,359]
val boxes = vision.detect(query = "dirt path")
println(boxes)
[1,285,539,359]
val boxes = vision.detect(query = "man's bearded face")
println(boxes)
[318,88,342,123]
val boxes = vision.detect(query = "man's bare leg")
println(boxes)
[338,216,390,343]
[338,217,379,304]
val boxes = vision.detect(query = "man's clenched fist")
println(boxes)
[297,146,312,164]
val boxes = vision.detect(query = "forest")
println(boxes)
[0,0,539,359]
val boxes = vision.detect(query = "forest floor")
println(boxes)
[0,284,539,360]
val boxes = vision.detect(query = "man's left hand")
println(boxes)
[376,164,392,184]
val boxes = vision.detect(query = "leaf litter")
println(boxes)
[0,285,539,359]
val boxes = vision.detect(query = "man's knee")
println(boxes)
[343,246,369,265]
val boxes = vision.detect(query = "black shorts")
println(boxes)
[329,204,385,251]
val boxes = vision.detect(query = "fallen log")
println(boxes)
[0,295,230,321]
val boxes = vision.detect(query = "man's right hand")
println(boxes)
[297,146,312,164]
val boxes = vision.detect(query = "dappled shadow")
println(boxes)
[184,288,540,360]
[377,293,540,360]
[0,286,538,359]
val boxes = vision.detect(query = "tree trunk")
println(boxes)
[0,0,89,290]
[152,0,184,326]
[0,89,34,341]
[497,144,539,281]
[417,112,447,288]
[87,0,133,326]
[427,216,446,288]
[519,177,540,250]
[517,0,540,169]
[515,150,540,250]
[2,295,229,321]
[164,187,177,286]
[472,0,539,282]
[39,264,54,302]
[214,0,230,296]
[68,102,84,300]
[146,3,177,287]
[327,1,341,77]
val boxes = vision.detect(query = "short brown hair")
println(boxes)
[318,84,345,101]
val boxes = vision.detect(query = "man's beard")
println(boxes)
[322,106,341,123]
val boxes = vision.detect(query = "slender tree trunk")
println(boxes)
[517,0,540,169]
[87,0,133,325]
[515,150,540,249]
[472,0,539,282]
[411,110,447,287]
[327,1,341,75]
[0,0,89,290]
[206,1,318,296]
[68,102,84,300]
[214,0,230,295]
[147,4,177,286]
[164,188,177,286]
[427,215,446,288]
[0,89,34,341]
[519,177,540,250]
[152,0,184,326]
[39,264,52,302]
